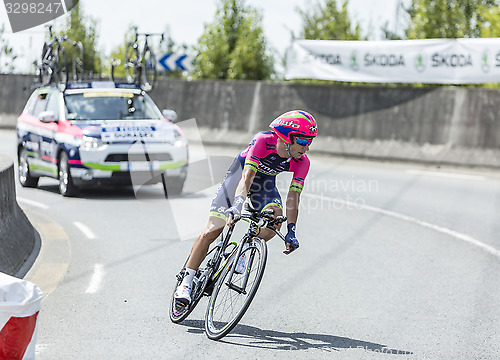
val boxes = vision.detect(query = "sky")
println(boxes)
[1,0,403,73]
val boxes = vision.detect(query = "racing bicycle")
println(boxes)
[38,25,69,90]
[123,26,164,91]
[38,25,85,90]
[169,205,288,340]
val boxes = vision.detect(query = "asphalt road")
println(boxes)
[1,129,500,360]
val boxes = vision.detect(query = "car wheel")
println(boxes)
[18,147,39,188]
[164,175,185,196]
[58,151,78,197]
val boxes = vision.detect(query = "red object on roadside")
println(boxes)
[0,312,39,360]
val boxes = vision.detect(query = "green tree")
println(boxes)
[58,3,102,77]
[479,4,500,36]
[297,0,362,40]
[0,24,17,73]
[405,0,499,39]
[194,0,273,80]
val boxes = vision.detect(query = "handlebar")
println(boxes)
[231,208,288,242]
[141,32,165,37]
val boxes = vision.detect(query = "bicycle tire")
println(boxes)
[141,48,157,91]
[110,60,118,82]
[124,43,140,84]
[55,45,68,91]
[72,42,84,81]
[39,43,52,85]
[169,268,204,324]
[169,252,214,324]
[205,237,267,340]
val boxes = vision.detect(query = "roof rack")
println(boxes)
[65,81,142,90]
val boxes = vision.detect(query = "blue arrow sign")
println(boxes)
[158,53,192,72]
[175,54,188,71]
[159,53,173,72]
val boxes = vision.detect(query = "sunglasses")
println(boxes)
[294,137,313,146]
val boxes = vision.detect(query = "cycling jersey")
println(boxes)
[210,131,310,220]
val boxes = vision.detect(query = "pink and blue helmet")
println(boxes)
[269,110,318,145]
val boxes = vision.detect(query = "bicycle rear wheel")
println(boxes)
[141,48,157,91]
[169,264,204,324]
[55,46,68,91]
[169,247,219,324]
[205,237,267,340]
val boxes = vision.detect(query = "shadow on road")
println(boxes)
[179,319,413,354]
[32,182,200,201]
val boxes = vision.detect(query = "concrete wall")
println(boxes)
[0,155,36,276]
[0,74,35,129]
[150,79,500,167]
[0,74,499,167]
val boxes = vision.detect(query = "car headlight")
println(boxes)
[174,136,187,148]
[80,136,103,150]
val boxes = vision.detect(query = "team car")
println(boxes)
[16,82,188,196]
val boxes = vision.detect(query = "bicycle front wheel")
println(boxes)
[205,237,267,340]
[72,42,84,81]
[39,43,52,85]
[55,46,68,91]
[141,48,157,91]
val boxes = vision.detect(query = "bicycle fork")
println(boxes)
[225,235,255,295]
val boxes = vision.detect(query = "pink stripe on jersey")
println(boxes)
[240,131,310,191]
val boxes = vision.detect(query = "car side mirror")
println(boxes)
[162,109,178,123]
[39,111,56,123]
[67,112,80,121]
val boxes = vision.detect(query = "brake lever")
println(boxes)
[275,216,287,224]
[228,213,241,226]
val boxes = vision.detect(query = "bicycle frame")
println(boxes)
[224,214,286,294]
[187,225,236,302]
[194,210,287,300]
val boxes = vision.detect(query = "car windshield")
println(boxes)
[64,92,162,121]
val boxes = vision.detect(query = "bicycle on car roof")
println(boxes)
[112,26,164,91]
[37,25,85,91]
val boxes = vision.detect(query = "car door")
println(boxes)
[38,90,60,178]
[30,90,58,177]
[25,91,49,177]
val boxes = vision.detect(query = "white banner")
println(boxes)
[285,38,500,84]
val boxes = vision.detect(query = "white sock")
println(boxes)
[181,268,196,288]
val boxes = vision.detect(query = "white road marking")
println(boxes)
[302,193,500,258]
[73,221,96,239]
[405,169,485,181]
[85,264,104,294]
[17,197,49,210]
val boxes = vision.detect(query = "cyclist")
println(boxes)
[174,110,318,306]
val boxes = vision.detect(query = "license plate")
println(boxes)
[128,162,151,171]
